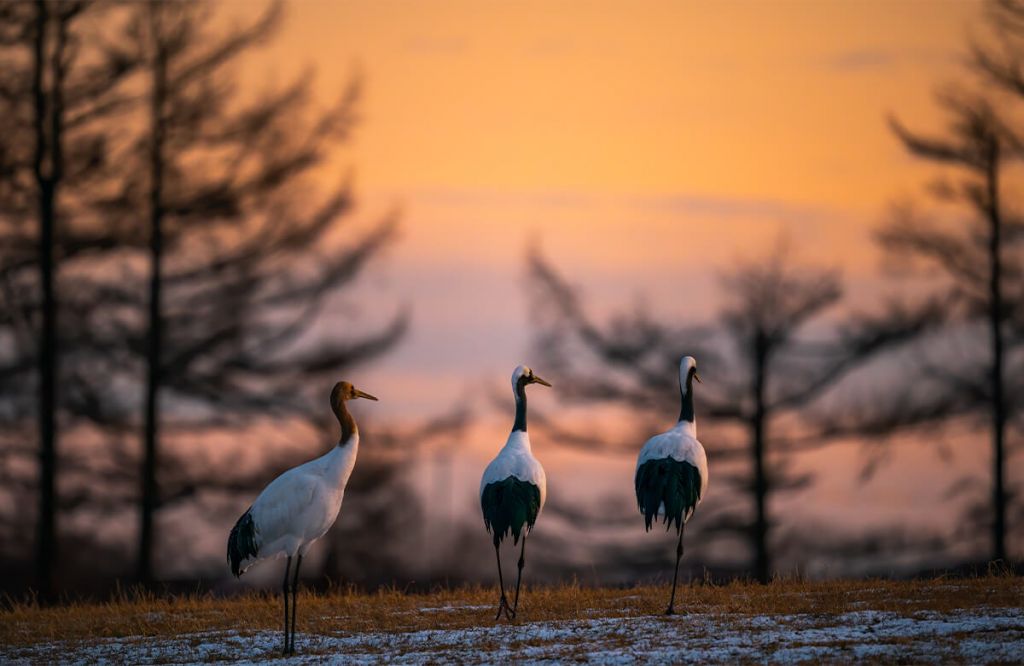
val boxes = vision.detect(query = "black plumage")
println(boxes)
[481,476,541,547]
[227,508,259,577]
[635,457,702,532]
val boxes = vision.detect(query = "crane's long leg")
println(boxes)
[289,554,302,654]
[493,543,514,621]
[282,556,292,655]
[665,523,685,615]
[512,534,528,616]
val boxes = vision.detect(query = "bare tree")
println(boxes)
[0,0,138,599]
[877,92,1022,562]
[527,243,936,582]
[971,0,1024,97]
[87,0,406,584]
[0,0,407,592]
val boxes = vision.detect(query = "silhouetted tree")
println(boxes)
[86,0,406,584]
[528,243,936,582]
[0,0,406,591]
[827,0,1024,566]
[876,94,1021,562]
[0,0,138,599]
[972,1,1024,97]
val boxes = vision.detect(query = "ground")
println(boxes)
[2,577,1022,663]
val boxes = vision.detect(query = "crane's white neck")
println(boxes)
[675,417,697,439]
[322,432,359,487]
[503,429,532,452]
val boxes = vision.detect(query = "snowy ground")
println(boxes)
[4,606,1023,664]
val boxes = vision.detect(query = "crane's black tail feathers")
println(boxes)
[227,508,258,577]
[481,477,541,548]
[635,457,702,533]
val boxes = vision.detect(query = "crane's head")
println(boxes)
[512,364,552,391]
[331,381,379,407]
[679,356,702,390]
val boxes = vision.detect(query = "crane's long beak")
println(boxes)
[693,372,702,384]
[354,389,378,401]
[532,375,552,387]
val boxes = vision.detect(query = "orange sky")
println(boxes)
[231,0,986,404]
[258,0,976,204]
[220,0,1005,559]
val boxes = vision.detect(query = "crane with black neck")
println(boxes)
[480,365,551,620]
[634,356,709,615]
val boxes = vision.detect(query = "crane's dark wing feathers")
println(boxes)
[635,457,702,533]
[227,508,259,577]
[481,476,541,547]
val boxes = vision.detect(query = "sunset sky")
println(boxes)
[230,0,986,415]
[223,0,997,566]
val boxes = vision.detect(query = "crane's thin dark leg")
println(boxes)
[282,556,292,655]
[494,542,513,621]
[512,534,527,616]
[289,554,302,653]
[666,523,685,615]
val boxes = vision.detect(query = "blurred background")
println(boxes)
[0,0,1021,600]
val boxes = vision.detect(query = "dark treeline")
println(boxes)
[0,0,1021,600]
[0,0,417,599]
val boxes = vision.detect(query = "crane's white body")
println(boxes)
[635,356,709,524]
[480,429,548,511]
[636,422,708,523]
[236,435,359,575]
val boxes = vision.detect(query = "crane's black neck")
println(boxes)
[512,375,529,433]
[333,399,357,446]
[678,367,696,424]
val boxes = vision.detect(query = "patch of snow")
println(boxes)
[417,604,493,613]
[4,607,1022,664]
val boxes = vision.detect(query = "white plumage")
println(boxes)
[227,380,376,655]
[480,429,548,511]
[636,422,708,524]
[636,356,709,508]
[633,355,708,615]
[480,364,550,621]
[235,441,359,575]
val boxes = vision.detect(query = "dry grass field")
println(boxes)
[2,576,1023,663]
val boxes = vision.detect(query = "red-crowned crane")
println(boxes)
[480,365,550,620]
[227,381,377,655]
[635,356,708,615]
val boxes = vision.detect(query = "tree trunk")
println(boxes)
[139,5,166,585]
[751,333,770,584]
[32,0,60,602]
[985,142,1006,564]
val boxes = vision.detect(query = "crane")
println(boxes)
[480,365,550,620]
[227,380,377,654]
[635,356,708,615]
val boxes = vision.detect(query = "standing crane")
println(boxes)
[227,381,377,655]
[635,356,708,615]
[480,365,550,620]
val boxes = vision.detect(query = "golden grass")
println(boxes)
[2,575,1021,649]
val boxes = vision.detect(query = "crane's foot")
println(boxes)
[495,596,516,621]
